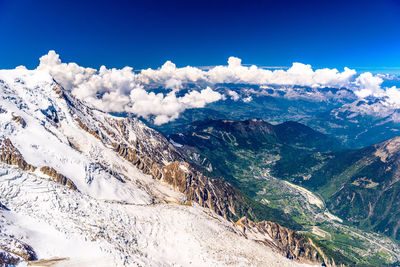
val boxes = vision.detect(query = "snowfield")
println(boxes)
[0,69,314,266]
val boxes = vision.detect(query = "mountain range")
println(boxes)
[0,69,332,266]
[1,68,400,266]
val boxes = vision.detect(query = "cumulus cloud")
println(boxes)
[227,90,240,101]
[165,78,183,90]
[139,61,205,88]
[385,86,400,105]
[127,86,222,125]
[139,56,357,88]
[36,50,223,124]
[354,72,384,98]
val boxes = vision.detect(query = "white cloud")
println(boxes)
[354,72,384,98]
[36,51,223,124]
[165,78,183,90]
[126,86,222,125]
[37,50,98,93]
[139,56,357,88]
[227,90,240,101]
[243,96,253,103]
[385,86,400,105]
[139,61,206,88]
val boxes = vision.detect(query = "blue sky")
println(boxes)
[0,0,399,72]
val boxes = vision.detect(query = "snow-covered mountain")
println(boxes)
[0,68,324,266]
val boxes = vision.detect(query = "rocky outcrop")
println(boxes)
[0,139,77,191]
[75,118,101,140]
[40,166,78,191]
[112,141,246,220]
[53,83,65,98]
[113,143,149,174]
[0,138,36,172]
[236,217,323,265]
[160,161,246,219]
[11,113,26,128]
[0,250,20,267]
[0,237,37,265]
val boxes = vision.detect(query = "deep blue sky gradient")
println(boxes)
[0,0,399,72]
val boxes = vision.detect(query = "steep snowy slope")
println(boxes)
[0,68,320,266]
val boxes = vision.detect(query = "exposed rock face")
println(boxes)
[113,143,149,173]
[11,113,26,128]
[0,250,20,267]
[0,237,37,265]
[373,136,400,163]
[236,217,324,265]
[0,138,36,172]
[160,161,246,219]
[113,141,251,220]
[75,118,101,140]
[53,83,65,98]
[40,166,78,191]
[0,139,78,191]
